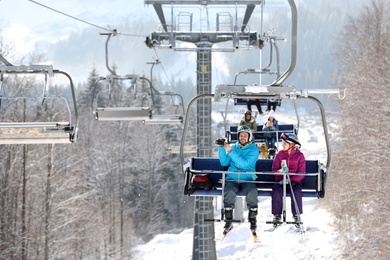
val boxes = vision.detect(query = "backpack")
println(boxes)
[189,174,213,194]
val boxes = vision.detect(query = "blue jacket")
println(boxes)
[218,142,259,182]
[263,118,279,138]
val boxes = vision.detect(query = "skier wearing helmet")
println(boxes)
[239,110,257,133]
[217,125,259,236]
[271,133,306,228]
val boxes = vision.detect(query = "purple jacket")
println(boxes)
[272,149,306,184]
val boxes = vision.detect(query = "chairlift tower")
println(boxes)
[145,1,263,259]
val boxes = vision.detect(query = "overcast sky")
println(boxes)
[0,0,146,58]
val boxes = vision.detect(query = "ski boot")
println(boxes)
[223,207,233,234]
[273,214,282,228]
[248,207,258,233]
[293,215,301,228]
[249,207,260,242]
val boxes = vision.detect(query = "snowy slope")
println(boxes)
[132,198,343,259]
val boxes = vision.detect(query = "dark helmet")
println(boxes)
[244,110,252,122]
[280,133,301,149]
[237,125,253,142]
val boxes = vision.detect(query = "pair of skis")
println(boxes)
[215,218,304,242]
[265,225,306,234]
[215,224,260,243]
[264,219,305,233]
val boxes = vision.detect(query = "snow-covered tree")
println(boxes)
[329,0,390,258]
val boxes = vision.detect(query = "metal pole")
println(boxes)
[286,173,305,233]
[192,45,216,260]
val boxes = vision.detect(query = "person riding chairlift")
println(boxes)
[271,133,306,228]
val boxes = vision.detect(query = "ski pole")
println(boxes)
[286,173,305,233]
[282,160,287,223]
[221,172,226,221]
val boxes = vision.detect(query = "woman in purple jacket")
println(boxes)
[271,133,306,227]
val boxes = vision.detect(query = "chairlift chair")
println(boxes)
[91,75,153,121]
[142,91,185,125]
[95,31,185,124]
[0,62,78,144]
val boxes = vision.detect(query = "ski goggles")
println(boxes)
[238,125,250,132]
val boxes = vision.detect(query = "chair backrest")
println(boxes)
[234,98,268,105]
[278,124,296,138]
[189,157,320,196]
[229,124,295,143]
[191,157,227,188]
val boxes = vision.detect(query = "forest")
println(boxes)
[0,0,389,259]
[327,0,390,258]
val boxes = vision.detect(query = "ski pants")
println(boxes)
[247,99,263,114]
[265,135,277,150]
[271,183,303,215]
[223,182,258,209]
[267,101,278,112]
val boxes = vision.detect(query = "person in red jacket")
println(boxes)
[271,133,306,227]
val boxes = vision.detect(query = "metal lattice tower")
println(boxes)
[193,45,215,260]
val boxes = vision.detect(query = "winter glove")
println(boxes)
[279,179,293,185]
[282,166,289,173]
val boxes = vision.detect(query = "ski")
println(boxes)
[264,226,278,232]
[215,225,260,243]
[251,230,261,243]
[215,224,234,241]
[215,233,227,241]
[265,223,305,233]
[264,220,283,232]
[215,230,232,241]
[293,225,306,234]
[253,235,261,243]
[264,217,303,232]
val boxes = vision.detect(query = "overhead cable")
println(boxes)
[27,0,146,37]
[151,48,174,89]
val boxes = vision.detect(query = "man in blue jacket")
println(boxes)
[217,125,259,234]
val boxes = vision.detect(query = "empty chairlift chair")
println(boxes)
[92,75,185,124]
[0,64,78,144]
[92,75,153,121]
[142,91,185,125]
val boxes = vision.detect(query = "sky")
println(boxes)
[0,0,229,87]
[0,0,259,55]
[0,0,163,86]
[0,0,146,58]
[133,111,342,259]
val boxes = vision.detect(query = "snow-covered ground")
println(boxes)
[132,198,343,259]
[133,111,342,259]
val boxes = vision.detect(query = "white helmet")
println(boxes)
[237,125,253,142]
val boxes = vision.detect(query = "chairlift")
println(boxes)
[231,30,286,110]
[145,0,260,51]
[0,58,78,144]
[180,84,347,199]
[91,74,153,121]
[142,91,185,125]
[93,32,185,124]
[92,75,185,124]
